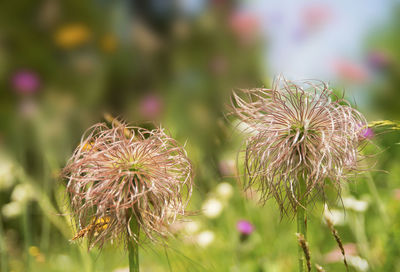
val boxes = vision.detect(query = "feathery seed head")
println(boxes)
[62,121,194,249]
[231,78,368,214]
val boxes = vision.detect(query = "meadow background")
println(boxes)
[0,0,400,271]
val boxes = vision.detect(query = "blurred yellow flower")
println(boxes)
[55,24,90,49]
[28,246,46,263]
[81,141,94,151]
[71,216,110,241]
[29,246,40,257]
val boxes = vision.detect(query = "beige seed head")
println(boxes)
[231,78,368,215]
[63,121,194,249]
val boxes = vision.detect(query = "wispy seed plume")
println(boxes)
[62,120,194,249]
[231,78,368,214]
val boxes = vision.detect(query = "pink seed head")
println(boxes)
[62,120,194,249]
[231,78,369,215]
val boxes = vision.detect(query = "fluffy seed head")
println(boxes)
[62,121,194,249]
[231,79,368,214]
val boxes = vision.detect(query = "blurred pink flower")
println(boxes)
[302,4,333,30]
[360,127,374,140]
[333,59,368,83]
[11,70,40,94]
[324,243,357,263]
[229,11,259,43]
[139,94,163,119]
[218,159,235,176]
[236,220,254,235]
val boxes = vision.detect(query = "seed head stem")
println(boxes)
[297,174,308,272]
[128,217,140,272]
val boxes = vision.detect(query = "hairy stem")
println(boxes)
[297,175,308,272]
[128,219,140,272]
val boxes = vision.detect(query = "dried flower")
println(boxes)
[62,121,194,249]
[231,79,368,214]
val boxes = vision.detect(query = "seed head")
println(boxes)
[231,79,368,214]
[62,121,194,249]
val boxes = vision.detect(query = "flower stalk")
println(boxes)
[231,78,370,271]
[63,116,194,270]
[128,218,140,272]
[297,174,308,272]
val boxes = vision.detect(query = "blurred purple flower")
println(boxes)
[139,94,163,119]
[367,50,390,70]
[12,70,40,94]
[236,220,254,235]
[360,127,374,140]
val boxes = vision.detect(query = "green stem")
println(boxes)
[23,203,32,271]
[0,214,8,272]
[297,175,307,272]
[128,219,140,272]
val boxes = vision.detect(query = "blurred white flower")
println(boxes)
[342,196,368,212]
[2,202,22,218]
[202,198,223,218]
[216,182,233,200]
[11,184,35,203]
[184,220,200,235]
[347,255,369,272]
[0,156,15,191]
[55,254,72,269]
[196,230,215,248]
[324,205,346,226]
[113,268,129,272]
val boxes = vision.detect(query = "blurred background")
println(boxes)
[0,0,400,271]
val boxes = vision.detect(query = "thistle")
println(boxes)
[231,78,368,271]
[62,119,194,271]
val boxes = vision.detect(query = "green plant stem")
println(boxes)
[128,219,140,272]
[23,203,32,271]
[297,175,307,272]
[0,214,8,272]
